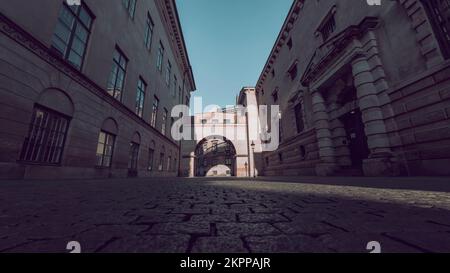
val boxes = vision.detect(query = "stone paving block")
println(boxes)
[245,235,329,253]
[190,214,237,223]
[191,236,248,253]
[318,232,423,253]
[383,231,450,253]
[217,223,281,236]
[102,235,191,253]
[238,213,290,223]
[148,222,211,236]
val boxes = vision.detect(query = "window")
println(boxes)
[278,152,283,163]
[122,0,137,18]
[422,0,450,59]
[107,47,128,101]
[144,13,154,50]
[178,87,182,103]
[157,41,164,71]
[151,96,159,127]
[224,119,232,124]
[201,119,207,124]
[173,76,178,97]
[271,69,275,78]
[96,131,116,167]
[167,156,171,171]
[225,158,232,165]
[166,61,172,86]
[287,37,293,50]
[128,142,139,170]
[162,108,168,135]
[159,152,164,171]
[320,14,336,41]
[288,62,298,81]
[148,148,154,171]
[135,78,146,118]
[272,89,278,103]
[51,2,94,70]
[19,106,70,164]
[294,103,305,133]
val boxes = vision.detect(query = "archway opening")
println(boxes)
[194,136,237,177]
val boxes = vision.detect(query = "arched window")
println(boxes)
[19,89,74,164]
[96,118,118,168]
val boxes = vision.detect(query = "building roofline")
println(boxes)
[163,0,196,91]
[255,0,302,91]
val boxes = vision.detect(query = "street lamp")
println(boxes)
[251,141,256,178]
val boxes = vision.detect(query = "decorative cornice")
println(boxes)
[161,0,196,91]
[256,0,304,91]
[301,17,379,86]
[0,12,179,147]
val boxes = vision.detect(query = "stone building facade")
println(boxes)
[0,0,195,179]
[256,0,450,176]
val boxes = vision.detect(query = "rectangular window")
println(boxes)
[148,148,154,171]
[107,47,128,101]
[166,61,172,86]
[151,96,159,127]
[144,13,154,50]
[122,0,137,18]
[19,106,70,164]
[320,14,336,41]
[162,108,168,135]
[157,41,164,71]
[288,62,298,81]
[295,103,305,133]
[135,78,146,118]
[96,131,115,167]
[159,152,164,171]
[272,90,278,103]
[422,0,450,59]
[173,76,178,97]
[167,156,171,171]
[51,2,94,70]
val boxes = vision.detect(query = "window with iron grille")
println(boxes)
[107,47,128,101]
[95,131,116,168]
[157,41,164,71]
[151,96,159,127]
[145,13,154,50]
[320,14,336,41]
[166,61,172,87]
[135,78,146,118]
[122,0,137,18]
[422,0,450,59]
[19,106,70,165]
[51,2,94,70]
[162,108,168,135]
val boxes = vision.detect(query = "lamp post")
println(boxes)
[251,141,256,178]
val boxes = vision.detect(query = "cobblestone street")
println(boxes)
[1,177,450,253]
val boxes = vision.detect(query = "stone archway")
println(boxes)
[194,136,237,177]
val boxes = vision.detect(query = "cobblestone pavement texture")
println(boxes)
[1,177,450,253]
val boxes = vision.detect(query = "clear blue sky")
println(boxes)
[176,0,293,113]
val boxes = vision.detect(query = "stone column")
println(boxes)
[312,90,338,176]
[351,57,395,176]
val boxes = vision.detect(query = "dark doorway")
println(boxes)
[340,110,370,168]
[128,142,139,177]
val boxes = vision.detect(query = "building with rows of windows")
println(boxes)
[0,0,195,179]
[255,0,450,177]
